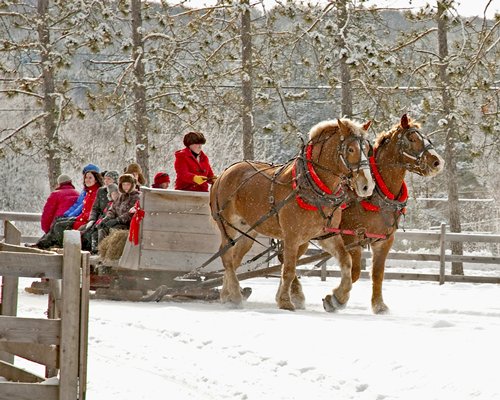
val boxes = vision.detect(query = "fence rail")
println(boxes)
[1,211,500,286]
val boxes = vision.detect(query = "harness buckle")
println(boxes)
[269,195,274,204]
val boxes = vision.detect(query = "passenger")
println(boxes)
[123,162,146,190]
[88,183,120,254]
[81,170,119,251]
[97,174,140,246]
[63,163,100,218]
[34,170,103,249]
[174,131,216,192]
[151,172,170,189]
[40,174,79,233]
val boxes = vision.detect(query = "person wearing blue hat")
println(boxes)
[63,163,100,218]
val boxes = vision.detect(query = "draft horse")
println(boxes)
[210,119,375,310]
[314,114,444,313]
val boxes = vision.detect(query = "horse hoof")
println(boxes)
[277,300,296,311]
[241,287,252,300]
[372,302,389,315]
[322,294,346,313]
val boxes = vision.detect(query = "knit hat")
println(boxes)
[123,163,146,185]
[104,170,120,183]
[57,174,72,185]
[183,131,206,147]
[118,174,137,194]
[106,183,119,200]
[152,172,170,188]
[82,163,100,174]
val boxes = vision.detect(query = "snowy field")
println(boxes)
[12,276,500,400]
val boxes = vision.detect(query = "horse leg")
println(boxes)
[275,242,308,310]
[319,236,353,312]
[275,240,300,311]
[350,246,362,283]
[370,237,394,314]
[219,225,256,306]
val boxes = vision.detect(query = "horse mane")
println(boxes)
[374,117,421,149]
[308,118,368,141]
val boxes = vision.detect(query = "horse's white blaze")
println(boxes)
[354,167,375,197]
[428,149,445,175]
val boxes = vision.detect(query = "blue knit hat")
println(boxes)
[82,163,100,174]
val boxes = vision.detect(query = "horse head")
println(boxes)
[308,118,375,198]
[390,114,444,176]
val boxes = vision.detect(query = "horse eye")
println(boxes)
[348,147,355,153]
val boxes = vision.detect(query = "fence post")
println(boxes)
[59,230,81,400]
[0,221,21,364]
[439,223,446,285]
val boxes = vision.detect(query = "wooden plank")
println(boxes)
[0,316,60,345]
[0,243,55,254]
[0,360,45,383]
[0,343,58,369]
[445,254,500,264]
[394,231,441,241]
[143,189,211,214]
[142,230,221,253]
[138,248,272,273]
[444,232,500,243]
[79,252,90,400]
[142,212,219,234]
[0,381,58,400]
[142,229,270,254]
[0,211,41,222]
[0,252,62,279]
[59,231,81,400]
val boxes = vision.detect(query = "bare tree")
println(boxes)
[241,0,254,159]
[131,0,150,181]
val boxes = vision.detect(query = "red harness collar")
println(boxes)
[292,144,340,211]
[359,148,408,212]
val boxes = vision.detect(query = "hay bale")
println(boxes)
[98,229,129,260]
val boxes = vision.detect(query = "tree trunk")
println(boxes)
[131,0,150,182]
[337,0,353,118]
[37,0,60,190]
[241,0,254,160]
[437,1,463,275]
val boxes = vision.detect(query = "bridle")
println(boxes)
[308,132,372,184]
[397,127,436,173]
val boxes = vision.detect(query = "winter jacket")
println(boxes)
[174,147,215,192]
[72,183,101,230]
[40,182,79,233]
[106,190,140,226]
[89,186,110,222]
[63,190,85,217]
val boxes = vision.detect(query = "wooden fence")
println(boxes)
[0,223,90,400]
[1,209,500,286]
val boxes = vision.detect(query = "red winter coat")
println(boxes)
[72,183,101,230]
[174,147,215,192]
[41,182,79,233]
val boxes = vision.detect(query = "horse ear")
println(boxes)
[362,120,372,131]
[337,119,348,137]
[401,114,410,129]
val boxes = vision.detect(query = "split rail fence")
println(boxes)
[0,221,90,400]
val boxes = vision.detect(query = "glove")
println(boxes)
[207,175,218,184]
[85,220,95,230]
[193,175,207,185]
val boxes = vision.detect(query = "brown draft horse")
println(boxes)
[210,119,375,310]
[300,114,444,313]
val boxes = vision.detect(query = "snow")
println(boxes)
[11,275,500,400]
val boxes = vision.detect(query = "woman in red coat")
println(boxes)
[40,174,79,233]
[174,131,216,192]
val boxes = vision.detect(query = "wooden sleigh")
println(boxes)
[91,187,287,302]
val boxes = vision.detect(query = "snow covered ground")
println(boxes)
[12,276,500,400]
